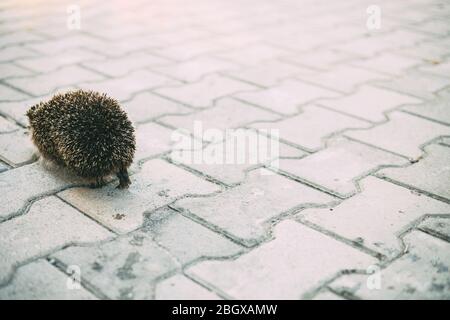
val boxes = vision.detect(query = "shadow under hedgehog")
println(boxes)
[26,89,136,189]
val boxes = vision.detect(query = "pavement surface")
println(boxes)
[0,0,449,300]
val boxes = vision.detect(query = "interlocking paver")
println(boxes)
[0,63,34,79]
[349,53,421,77]
[215,44,290,67]
[155,275,221,300]
[296,65,387,94]
[154,56,238,82]
[318,86,422,122]
[345,112,450,160]
[155,74,257,108]
[281,49,357,71]
[378,144,450,201]
[135,122,176,161]
[173,169,335,246]
[329,231,450,299]
[82,52,171,78]
[301,177,450,258]
[375,70,450,100]
[235,79,338,115]
[0,162,82,221]
[0,260,97,300]
[187,220,376,299]
[0,196,112,284]
[223,59,317,87]
[418,217,450,241]
[0,128,34,166]
[401,87,450,125]
[274,137,407,197]
[170,130,305,185]
[250,105,370,151]
[51,207,242,300]
[58,159,220,234]
[159,97,279,139]
[5,65,104,97]
[78,70,178,102]
[0,83,29,101]
[123,92,191,124]
[0,97,44,126]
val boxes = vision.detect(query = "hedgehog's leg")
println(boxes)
[117,167,131,189]
[90,177,106,188]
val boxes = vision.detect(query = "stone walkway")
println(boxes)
[0,0,449,300]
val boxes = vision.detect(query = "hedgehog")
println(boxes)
[26,89,136,189]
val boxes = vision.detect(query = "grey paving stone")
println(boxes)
[123,92,191,124]
[223,59,317,87]
[274,138,407,197]
[349,53,421,77]
[250,105,370,151]
[346,112,450,161]
[0,116,19,133]
[51,233,178,300]
[235,79,338,115]
[401,88,450,125]
[159,97,279,139]
[0,128,35,166]
[419,60,450,79]
[5,65,103,97]
[375,70,450,100]
[0,83,29,101]
[296,65,387,94]
[25,34,106,55]
[0,97,45,126]
[155,274,221,300]
[78,70,178,102]
[329,231,450,299]
[378,144,450,201]
[0,63,34,79]
[318,86,422,122]
[135,122,176,161]
[170,129,305,185]
[418,217,450,241]
[83,52,171,77]
[15,48,101,73]
[173,169,334,246]
[155,39,225,61]
[58,159,220,234]
[0,260,97,300]
[187,220,375,299]
[0,162,82,221]
[216,44,290,66]
[0,196,112,284]
[281,49,358,71]
[154,56,238,82]
[301,176,450,258]
[155,75,257,108]
[0,30,45,48]
[0,46,38,62]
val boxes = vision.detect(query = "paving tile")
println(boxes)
[216,44,290,66]
[155,75,256,108]
[329,231,450,299]
[123,92,191,124]
[224,59,317,87]
[0,96,45,126]
[0,116,19,133]
[375,70,450,100]
[301,176,450,258]
[0,128,35,166]
[281,49,358,70]
[296,65,387,94]
[350,53,421,77]
[274,138,406,197]
[250,105,370,151]
[78,70,177,102]
[83,52,171,77]
[0,63,34,79]
[235,79,338,115]
[25,34,106,55]
[0,196,112,284]
[154,56,238,82]
[15,48,101,73]
[5,65,103,97]
[0,162,82,221]
[378,144,450,200]
[187,220,375,299]
[418,217,450,241]
[155,274,221,300]
[135,122,177,161]
[318,86,422,122]
[346,112,450,160]
[155,39,225,61]
[0,46,38,62]
[159,97,279,139]
[0,260,97,300]
[0,83,29,101]
[173,169,334,246]
[401,88,450,125]
[58,159,220,234]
